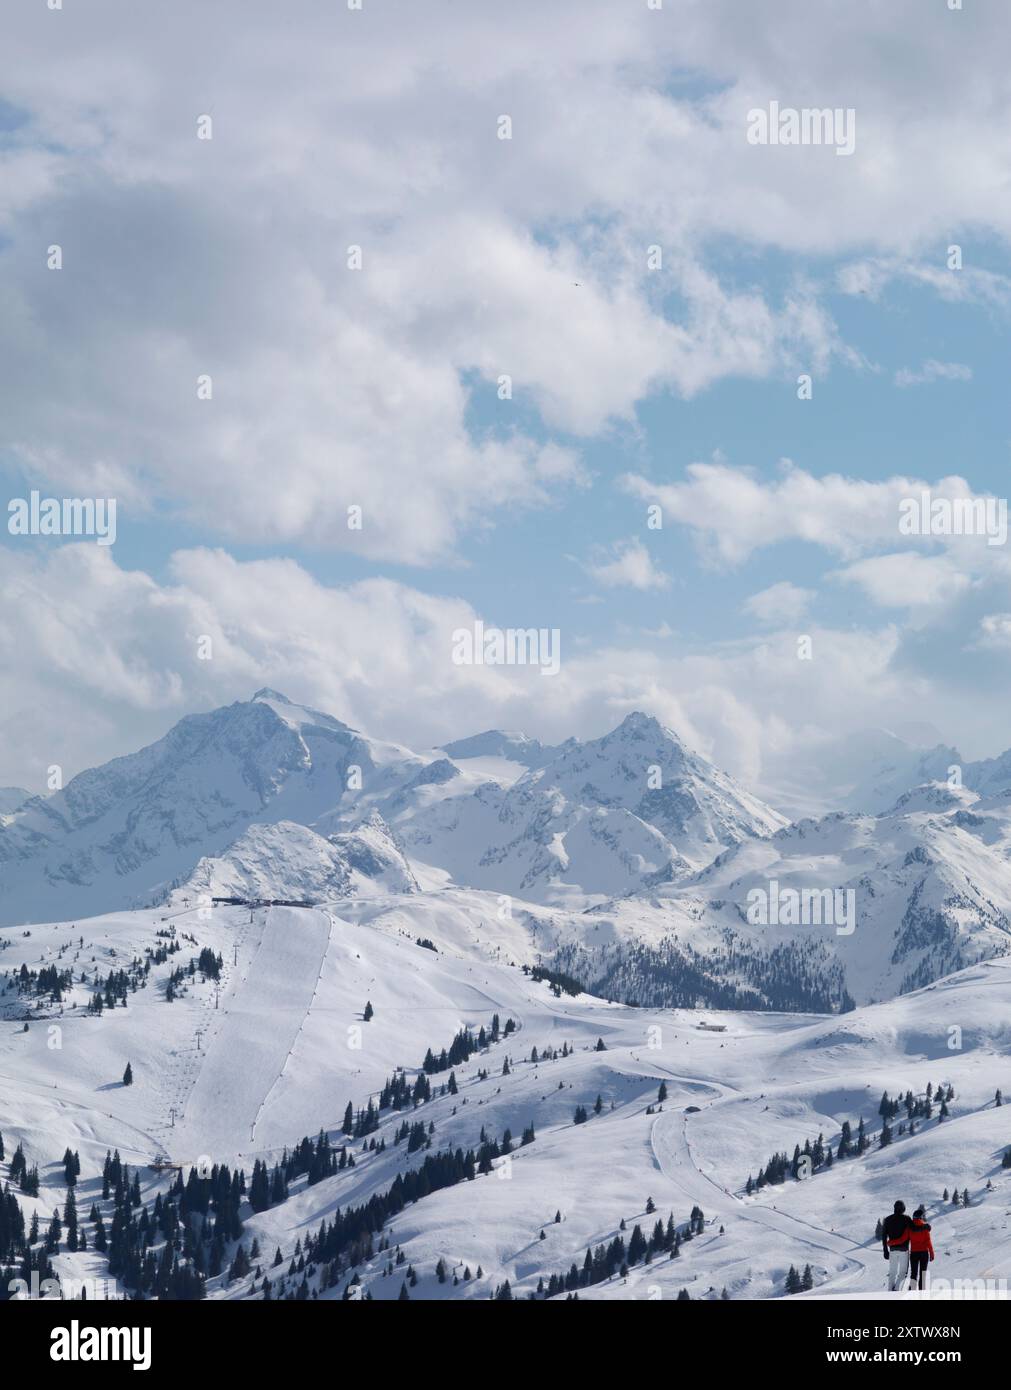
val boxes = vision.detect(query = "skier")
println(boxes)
[881,1199,912,1290]
[908,1207,934,1290]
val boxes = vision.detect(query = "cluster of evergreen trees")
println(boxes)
[8,1142,40,1197]
[0,1182,58,1302]
[342,1012,521,1144]
[11,962,74,1003]
[878,1082,954,1126]
[166,947,224,1001]
[552,936,855,1014]
[7,924,217,1016]
[747,1081,961,1190]
[785,1263,815,1293]
[538,1205,708,1297]
[233,1123,528,1300]
[422,1027,483,1075]
[524,964,585,998]
[87,968,137,1014]
[421,1014,516,1076]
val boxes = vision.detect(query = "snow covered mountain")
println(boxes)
[0,694,785,924]
[171,812,420,906]
[439,729,563,769]
[0,690,432,925]
[5,690,1011,1305]
[4,688,1011,1017]
[397,712,787,906]
[552,785,1011,1012]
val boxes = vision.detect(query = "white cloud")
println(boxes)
[976,613,1011,649]
[621,461,1011,570]
[2,543,1003,801]
[585,538,671,591]
[743,581,814,626]
[894,359,972,388]
[834,553,973,609]
[6,0,1011,563]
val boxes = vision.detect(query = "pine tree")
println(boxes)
[363,1000,374,1022]
[122,1061,133,1086]
[658,1081,668,1103]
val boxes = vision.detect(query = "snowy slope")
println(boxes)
[3,901,1011,1303]
[172,813,419,906]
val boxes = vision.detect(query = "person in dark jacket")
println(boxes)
[908,1207,934,1290]
[881,1200,912,1290]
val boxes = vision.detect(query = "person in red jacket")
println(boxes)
[908,1206,934,1290]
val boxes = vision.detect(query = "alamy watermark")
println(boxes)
[746,879,856,936]
[8,490,117,544]
[451,621,560,676]
[747,102,856,157]
[899,490,1007,547]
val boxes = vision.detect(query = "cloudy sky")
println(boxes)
[3,0,1011,800]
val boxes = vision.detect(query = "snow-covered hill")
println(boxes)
[171,812,420,906]
[3,899,1010,1303]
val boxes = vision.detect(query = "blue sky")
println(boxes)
[2,0,1011,792]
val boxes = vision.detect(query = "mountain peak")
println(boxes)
[252,687,294,704]
[613,710,677,742]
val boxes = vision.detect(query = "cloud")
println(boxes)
[4,543,1010,803]
[7,0,1011,564]
[585,538,671,591]
[837,258,1011,310]
[894,359,972,388]
[834,553,973,609]
[743,581,814,626]
[975,613,1011,649]
[620,461,1011,570]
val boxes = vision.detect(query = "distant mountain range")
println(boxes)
[2,689,1011,1009]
